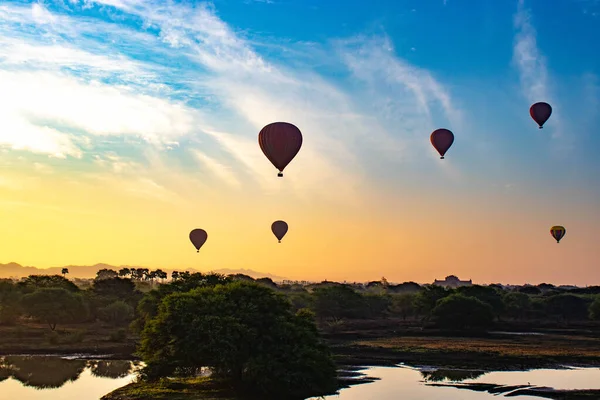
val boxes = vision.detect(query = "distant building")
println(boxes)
[433,275,472,288]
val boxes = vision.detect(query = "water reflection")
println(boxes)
[89,360,133,379]
[0,356,139,400]
[316,365,600,400]
[420,368,486,382]
[1,356,87,389]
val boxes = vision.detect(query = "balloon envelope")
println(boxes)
[258,122,303,177]
[271,220,288,243]
[550,225,566,243]
[430,129,454,159]
[530,102,552,128]
[189,229,208,252]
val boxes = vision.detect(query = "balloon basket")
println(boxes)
[277,172,283,177]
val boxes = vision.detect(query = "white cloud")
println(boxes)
[191,149,241,189]
[513,0,566,145]
[0,70,198,150]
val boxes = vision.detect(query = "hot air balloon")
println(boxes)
[271,220,288,243]
[258,122,303,177]
[430,129,454,159]
[530,102,552,129]
[189,229,207,252]
[550,225,566,244]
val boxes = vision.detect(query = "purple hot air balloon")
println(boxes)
[271,220,288,243]
[430,128,454,159]
[258,122,303,177]
[189,229,207,253]
[530,102,552,129]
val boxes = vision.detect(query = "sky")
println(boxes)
[0,0,599,285]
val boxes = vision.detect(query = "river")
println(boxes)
[1,355,599,400]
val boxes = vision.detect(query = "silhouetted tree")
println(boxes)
[431,294,494,331]
[96,269,118,280]
[518,286,542,295]
[118,268,131,278]
[61,268,69,278]
[589,296,600,320]
[503,292,531,320]
[18,275,79,293]
[414,284,450,319]
[138,281,338,399]
[22,288,86,330]
[0,279,22,325]
[545,294,590,322]
[456,285,505,320]
[311,285,366,319]
[390,293,416,320]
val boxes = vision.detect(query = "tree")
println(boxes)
[413,285,449,319]
[118,268,131,278]
[154,269,167,282]
[138,281,338,399]
[503,292,531,320]
[96,269,118,281]
[171,271,179,281]
[131,272,232,333]
[545,294,590,322]
[311,285,367,319]
[18,275,79,293]
[390,293,416,320]
[589,296,600,320]
[431,294,494,331]
[21,288,86,330]
[98,300,135,325]
[0,279,22,325]
[61,268,69,278]
[456,285,505,319]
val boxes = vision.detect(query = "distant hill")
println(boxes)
[0,262,288,281]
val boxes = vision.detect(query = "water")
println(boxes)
[0,356,139,400]
[315,364,600,400]
[1,355,599,400]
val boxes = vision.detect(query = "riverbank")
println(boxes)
[2,319,600,369]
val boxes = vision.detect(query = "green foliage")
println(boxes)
[456,285,505,319]
[310,285,367,319]
[138,281,337,399]
[131,272,232,333]
[21,288,87,330]
[0,279,22,325]
[109,328,128,342]
[432,294,495,331]
[544,294,591,322]
[18,275,79,294]
[389,293,417,320]
[414,285,450,318]
[503,292,531,320]
[99,301,135,326]
[363,293,391,318]
[589,296,600,320]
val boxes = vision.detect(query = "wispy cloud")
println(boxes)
[512,0,567,146]
[0,0,463,206]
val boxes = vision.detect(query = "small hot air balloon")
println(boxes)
[271,220,288,243]
[258,122,303,177]
[189,229,208,252]
[550,225,566,243]
[430,128,454,159]
[530,102,552,129]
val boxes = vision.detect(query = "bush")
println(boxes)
[99,301,135,326]
[432,294,494,331]
[109,328,128,342]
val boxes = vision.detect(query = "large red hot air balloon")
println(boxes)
[530,102,552,129]
[189,229,207,252]
[430,128,454,159]
[271,220,288,243]
[258,122,303,177]
[550,225,566,244]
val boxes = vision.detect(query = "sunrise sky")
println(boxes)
[0,0,598,285]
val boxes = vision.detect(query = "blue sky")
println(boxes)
[0,0,599,283]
